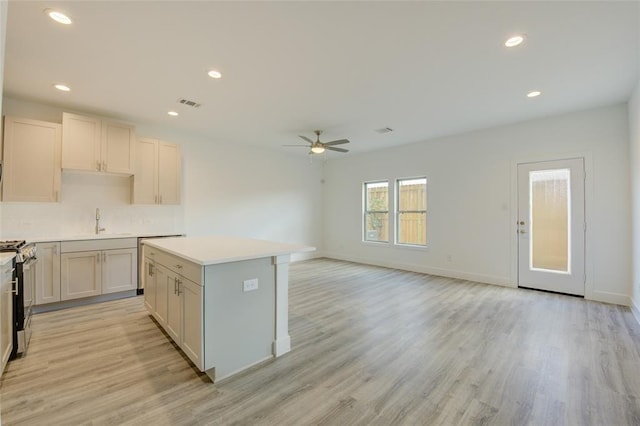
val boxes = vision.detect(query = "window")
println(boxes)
[364,181,389,242]
[396,177,427,246]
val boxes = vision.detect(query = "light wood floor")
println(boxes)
[2,258,640,425]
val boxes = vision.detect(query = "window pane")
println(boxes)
[530,169,570,273]
[397,177,427,246]
[398,178,427,211]
[365,212,389,242]
[397,212,426,245]
[366,182,388,211]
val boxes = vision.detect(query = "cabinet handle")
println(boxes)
[103,252,106,263]
[159,195,163,204]
[154,195,158,204]
[55,190,59,202]
[54,245,58,255]
[96,160,101,171]
[97,254,100,263]
[174,277,178,295]
[149,263,154,276]
[175,264,182,269]
[177,280,182,295]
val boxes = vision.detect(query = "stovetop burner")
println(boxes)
[0,240,26,251]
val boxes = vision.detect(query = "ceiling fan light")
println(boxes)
[311,146,325,154]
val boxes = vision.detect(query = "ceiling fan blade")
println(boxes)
[282,144,310,147]
[298,135,314,144]
[326,146,349,153]
[323,139,350,146]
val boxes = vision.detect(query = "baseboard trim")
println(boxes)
[631,299,640,326]
[589,290,631,306]
[323,252,513,288]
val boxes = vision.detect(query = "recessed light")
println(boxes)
[54,84,71,92]
[207,70,222,79]
[527,90,542,98]
[44,9,72,25]
[505,35,525,48]
[168,111,179,116]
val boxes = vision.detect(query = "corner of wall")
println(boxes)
[629,74,640,323]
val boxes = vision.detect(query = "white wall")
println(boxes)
[0,97,324,258]
[0,1,9,237]
[629,79,640,319]
[324,104,631,305]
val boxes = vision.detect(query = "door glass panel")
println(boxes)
[529,169,570,273]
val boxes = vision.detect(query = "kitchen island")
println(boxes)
[141,235,314,382]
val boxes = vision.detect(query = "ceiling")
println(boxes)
[3,1,639,156]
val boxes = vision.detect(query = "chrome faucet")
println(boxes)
[95,208,106,235]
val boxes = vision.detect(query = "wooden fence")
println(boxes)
[366,183,426,244]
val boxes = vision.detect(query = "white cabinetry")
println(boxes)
[132,138,180,204]
[1,257,14,374]
[35,242,61,304]
[60,238,137,301]
[2,116,61,202]
[62,112,135,175]
[143,246,202,369]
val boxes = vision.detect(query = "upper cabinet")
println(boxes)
[132,138,181,205]
[62,112,135,175]
[2,116,62,202]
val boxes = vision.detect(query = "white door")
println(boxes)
[517,158,585,296]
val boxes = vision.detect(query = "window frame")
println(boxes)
[395,176,428,247]
[363,180,390,243]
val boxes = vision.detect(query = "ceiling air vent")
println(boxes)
[374,127,394,134]
[177,98,201,108]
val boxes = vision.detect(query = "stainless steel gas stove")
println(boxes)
[0,240,37,357]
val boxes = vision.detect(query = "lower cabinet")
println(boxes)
[35,242,61,304]
[61,248,137,301]
[61,251,101,300]
[32,238,137,304]
[143,249,203,370]
[1,259,14,374]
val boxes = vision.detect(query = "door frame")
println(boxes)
[510,152,594,299]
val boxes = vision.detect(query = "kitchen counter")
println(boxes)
[24,232,184,243]
[0,253,16,266]
[142,235,314,382]
[142,235,315,265]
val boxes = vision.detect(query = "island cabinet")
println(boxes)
[2,116,62,202]
[60,238,137,301]
[62,112,135,175]
[143,247,203,369]
[142,236,314,383]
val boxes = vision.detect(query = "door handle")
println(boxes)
[174,277,178,294]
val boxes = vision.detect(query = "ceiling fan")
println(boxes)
[284,130,350,154]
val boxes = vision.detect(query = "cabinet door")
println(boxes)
[2,116,62,202]
[143,258,156,313]
[181,278,202,370]
[132,138,158,204]
[62,113,101,172]
[35,242,61,305]
[154,264,170,325]
[101,248,137,294]
[102,120,135,175]
[0,262,14,373]
[158,141,181,205]
[61,251,101,300]
[166,271,182,343]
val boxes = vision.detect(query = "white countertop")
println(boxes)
[0,252,16,266]
[23,232,184,243]
[142,236,315,266]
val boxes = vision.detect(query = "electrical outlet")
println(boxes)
[243,278,259,292]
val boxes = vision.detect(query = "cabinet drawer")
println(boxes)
[146,248,201,285]
[62,237,137,253]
